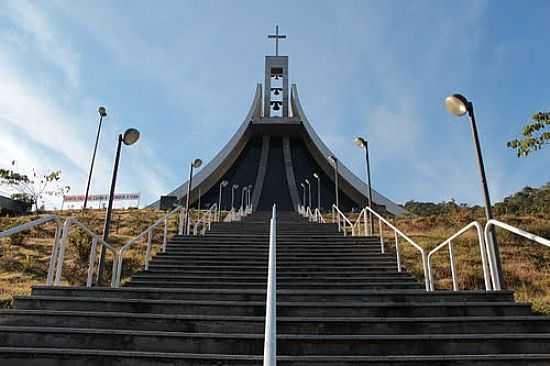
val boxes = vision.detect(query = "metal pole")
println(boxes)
[241,187,247,212]
[316,176,321,210]
[467,104,504,289]
[307,182,311,209]
[83,113,104,209]
[218,182,224,220]
[97,134,122,284]
[184,164,194,236]
[364,142,375,235]
[231,187,236,210]
[197,188,201,210]
[334,159,340,208]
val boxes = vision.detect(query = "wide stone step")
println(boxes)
[30,287,515,303]
[2,348,550,366]
[3,309,549,335]
[126,279,421,290]
[132,272,414,281]
[156,253,396,261]
[15,296,532,317]
[145,264,402,273]
[148,258,397,265]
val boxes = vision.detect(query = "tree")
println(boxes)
[507,112,550,157]
[0,162,70,211]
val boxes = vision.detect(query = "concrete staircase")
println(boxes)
[1,211,550,365]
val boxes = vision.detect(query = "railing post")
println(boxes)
[427,254,434,292]
[263,204,277,366]
[162,218,168,253]
[448,240,458,291]
[86,236,99,287]
[363,209,368,237]
[144,230,153,270]
[394,231,401,273]
[421,251,430,291]
[55,219,73,286]
[378,218,385,254]
[178,208,185,235]
[46,219,63,286]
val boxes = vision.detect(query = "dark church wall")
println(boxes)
[196,136,262,211]
[257,137,294,211]
[290,138,359,212]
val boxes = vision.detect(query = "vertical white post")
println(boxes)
[363,209,368,237]
[263,204,277,366]
[86,236,99,287]
[178,208,185,235]
[144,230,153,270]
[394,231,401,273]
[55,219,73,285]
[448,241,458,291]
[379,218,385,254]
[46,220,63,286]
[162,218,168,253]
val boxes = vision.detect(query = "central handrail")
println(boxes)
[427,221,491,291]
[0,214,64,286]
[263,204,277,366]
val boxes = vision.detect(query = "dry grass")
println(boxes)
[0,208,218,307]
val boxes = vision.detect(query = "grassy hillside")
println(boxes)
[0,208,205,307]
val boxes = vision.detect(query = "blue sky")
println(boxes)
[0,0,548,209]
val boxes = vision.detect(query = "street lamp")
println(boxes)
[313,172,321,210]
[305,179,311,209]
[184,158,202,235]
[97,127,140,284]
[248,184,253,208]
[355,136,375,234]
[300,182,306,208]
[231,184,239,211]
[328,155,339,208]
[445,93,504,290]
[218,180,228,220]
[83,106,108,209]
[240,186,248,213]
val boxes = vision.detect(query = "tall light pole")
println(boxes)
[231,184,239,211]
[305,179,311,208]
[83,106,107,209]
[248,184,253,208]
[240,186,248,213]
[97,128,140,284]
[218,180,228,219]
[328,155,339,209]
[355,137,375,234]
[300,182,306,208]
[184,158,202,235]
[445,93,504,290]
[313,172,321,210]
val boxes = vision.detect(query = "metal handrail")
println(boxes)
[263,204,277,366]
[314,208,326,223]
[0,215,64,286]
[485,219,550,291]
[331,205,353,236]
[305,206,314,221]
[363,206,430,291]
[351,207,370,236]
[427,221,491,291]
[192,203,218,235]
[114,206,185,287]
[57,218,119,287]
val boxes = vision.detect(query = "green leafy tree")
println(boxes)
[0,161,70,211]
[507,112,550,157]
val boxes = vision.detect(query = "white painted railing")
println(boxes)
[427,221,491,291]
[485,219,550,291]
[313,208,325,223]
[57,218,119,287]
[0,215,64,286]
[263,204,277,366]
[332,205,354,236]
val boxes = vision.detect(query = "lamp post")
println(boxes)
[184,158,202,235]
[248,184,253,209]
[240,186,248,214]
[355,137,375,234]
[83,106,107,209]
[444,93,504,290]
[97,128,140,284]
[218,180,228,220]
[231,184,239,211]
[300,182,306,208]
[305,179,311,209]
[313,172,321,210]
[328,155,339,208]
